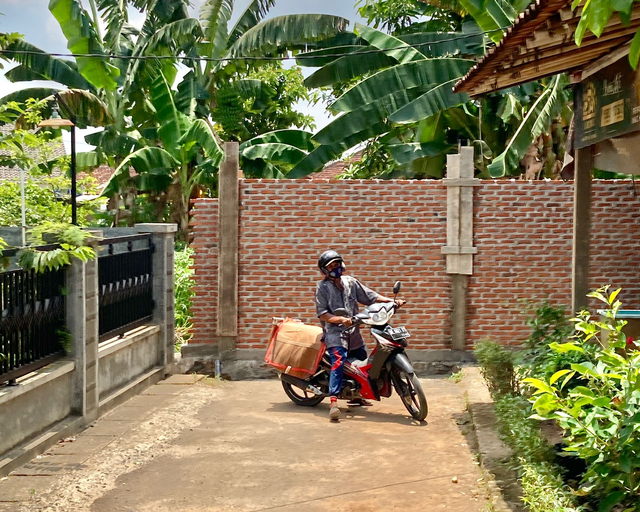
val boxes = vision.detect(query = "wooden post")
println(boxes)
[572,146,592,313]
[442,147,480,351]
[218,142,239,354]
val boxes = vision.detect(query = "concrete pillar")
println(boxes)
[441,147,480,351]
[572,146,593,313]
[136,223,177,374]
[217,143,239,355]
[68,230,102,423]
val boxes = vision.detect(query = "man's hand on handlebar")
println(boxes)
[395,299,406,308]
[340,316,353,327]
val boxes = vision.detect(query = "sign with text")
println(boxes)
[575,57,640,149]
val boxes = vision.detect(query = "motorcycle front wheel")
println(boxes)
[281,380,325,407]
[394,371,428,421]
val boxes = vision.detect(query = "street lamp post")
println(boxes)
[38,101,77,225]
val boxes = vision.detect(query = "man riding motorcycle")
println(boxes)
[315,250,405,421]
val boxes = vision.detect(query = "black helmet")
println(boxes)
[318,250,345,276]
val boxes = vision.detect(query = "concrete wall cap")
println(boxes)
[0,360,75,406]
[135,223,178,234]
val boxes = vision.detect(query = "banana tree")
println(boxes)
[99,72,316,238]
[291,0,571,179]
[1,0,347,162]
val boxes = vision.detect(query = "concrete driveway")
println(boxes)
[1,376,493,511]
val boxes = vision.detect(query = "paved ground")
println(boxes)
[0,374,495,511]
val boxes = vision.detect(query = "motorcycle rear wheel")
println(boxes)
[281,380,325,407]
[394,371,428,421]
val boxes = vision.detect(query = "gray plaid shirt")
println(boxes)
[315,276,378,350]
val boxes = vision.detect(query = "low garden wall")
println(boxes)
[0,224,176,475]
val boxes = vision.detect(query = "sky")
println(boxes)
[0,0,367,152]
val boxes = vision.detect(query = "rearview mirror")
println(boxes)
[393,281,401,294]
[334,308,348,317]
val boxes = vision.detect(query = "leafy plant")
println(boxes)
[17,222,98,273]
[474,339,517,397]
[517,300,596,389]
[526,286,640,510]
[174,246,195,350]
[494,394,554,462]
[519,460,582,512]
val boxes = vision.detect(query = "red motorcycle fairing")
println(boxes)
[343,360,377,400]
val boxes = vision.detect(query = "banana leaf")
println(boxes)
[240,129,316,152]
[178,118,223,165]
[48,0,120,90]
[314,86,434,145]
[144,18,203,54]
[389,79,471,123]
[388,141,455,165]
[199,0,232,60]
[123,18,198,94]
[398,32,486,58]
[330,58,474,114]
[225,14,349,59]
[488,74,565,177]
[84,129,143,156]
[457,0,516,42]
[54,89,114,128]
[303,48,397,88]
[101,146,178,197]
[241,158,286,179]
[175,70,210,117]
[4,40,91,90]
[241,143,307,165]
[227,0,276,46]
[149,73,186,155]
[287,122,389,178]
[295,45,366,68]
[354,24,425,64]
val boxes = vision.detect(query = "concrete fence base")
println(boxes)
[0,224,177,476]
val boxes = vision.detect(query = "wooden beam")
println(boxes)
[572,146,592,314]
[579,42,631,81]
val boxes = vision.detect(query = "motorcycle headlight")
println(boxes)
[370,310,390,325]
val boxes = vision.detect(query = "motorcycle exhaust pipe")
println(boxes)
[280,373,324,396]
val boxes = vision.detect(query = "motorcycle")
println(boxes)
[279,281,428,421]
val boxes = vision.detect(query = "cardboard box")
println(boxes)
[265,318,324,379]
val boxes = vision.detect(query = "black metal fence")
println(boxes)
[0,266,66,385]
[98,234,154,342]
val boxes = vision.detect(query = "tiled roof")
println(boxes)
[0,124,66,181]
[78,165,117,188]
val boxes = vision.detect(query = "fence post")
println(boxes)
[135,223,177,374]
[441,148,480,351]
[68,230,102,423]
[572,146,592,313]
[217,142,239,355]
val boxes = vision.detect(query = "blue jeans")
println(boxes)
[328,346,368,397]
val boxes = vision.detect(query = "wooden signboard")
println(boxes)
[575,57,640,149]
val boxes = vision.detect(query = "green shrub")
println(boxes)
[474,339,517,397]
[494,394,553,463]
[174,246,195,350]
[519,460,582,512]
[527,286,640,510]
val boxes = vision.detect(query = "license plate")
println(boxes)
[389,326,410,340]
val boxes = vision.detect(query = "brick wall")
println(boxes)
[190,179,640,351]
[190,199,218,344]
